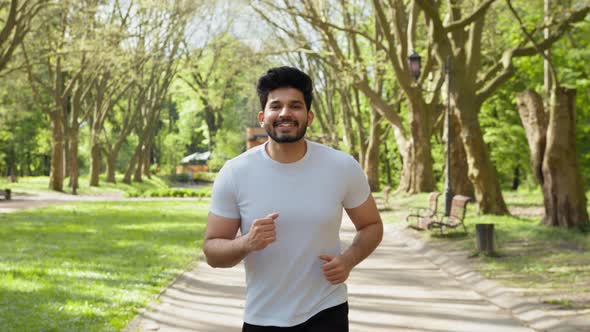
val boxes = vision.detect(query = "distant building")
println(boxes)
[176,151,210,177]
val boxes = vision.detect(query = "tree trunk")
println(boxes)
[69,126,79,194]
[106,153,117,183]
[7,148,17,183]
[123,145,140,184]
[9,161,17,183]
[516,90,547,185]
[447,111,474,197]
[89,139,101,187]
[49,117,65,191]
[106,138,128,184]
[541,87,589,228]
[544,0,552,111]
[203,104,217,149]
[133,144,144,182]
[352,89,366,167]
[397,97,436,194]
[457,114,507,214]
[382,138,393,186]
[511,166,520,191]
[69,86,83,194]
[455,99,508,214]
[364,109,381,191]
[143,141,151,179]
[340,88,358,159]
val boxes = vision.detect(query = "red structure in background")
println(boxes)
[247,127,268,150]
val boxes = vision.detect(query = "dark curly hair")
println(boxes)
[256,66,313,112]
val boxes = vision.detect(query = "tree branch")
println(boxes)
[444,0,497,33]
[414,0,445,33]
[512,5,590,57]
[476,4,590,104]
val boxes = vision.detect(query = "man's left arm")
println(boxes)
[319,195,383,284]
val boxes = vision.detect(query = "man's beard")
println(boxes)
[264,118,308,143]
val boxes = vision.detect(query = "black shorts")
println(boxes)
[242,302,349,332]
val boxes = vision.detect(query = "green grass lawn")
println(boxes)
[0,200,208,332]
[0,174,170,196]
[378,189,590,309]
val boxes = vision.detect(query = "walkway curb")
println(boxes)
[392,226,588,332]
[123,258,203,332]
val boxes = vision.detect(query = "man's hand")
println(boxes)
[319,254,353,284]
[243,213,279,253]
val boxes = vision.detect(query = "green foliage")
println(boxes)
[207,129,245,172]
[481,89,534,190]
[379,125,403,188]
[0,71,50,177]
[0,201,208,331]
[157,132,187,174]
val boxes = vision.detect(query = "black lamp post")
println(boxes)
[408,51,453,216]
[408,51,421,81]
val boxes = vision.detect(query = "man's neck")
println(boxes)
[266,139,307,164]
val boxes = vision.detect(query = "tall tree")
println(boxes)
[517,88,589,229]
[0,0,46,73]
[513,0,589,229]
[414,0,589,213]
[254,0,446,193]
[22,1,90,191]
[122,0,189,183]
[87,0,136,186]
[182,34,253,149]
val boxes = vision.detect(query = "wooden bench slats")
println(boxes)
[406,192,441,230]
[427,195,473,233]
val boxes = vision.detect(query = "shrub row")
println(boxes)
[162,172,217,183]
[125,187,212,198]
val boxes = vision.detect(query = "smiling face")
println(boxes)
[258,87,314,144]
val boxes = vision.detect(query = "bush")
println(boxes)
[195,172,217,182]
[125,190,141,198]
[124,188,212,198]
[172,173,191,182]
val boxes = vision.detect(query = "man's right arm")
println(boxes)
[203,212,278,268]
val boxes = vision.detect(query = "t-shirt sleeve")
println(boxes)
[209,162,240,219]
[342,156,371,209]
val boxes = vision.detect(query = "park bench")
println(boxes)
[0,188,11,200]
[427,195,473,234]
[405,192,441,230]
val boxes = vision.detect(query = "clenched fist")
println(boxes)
[244,213,279,253]
[319,254,353,284]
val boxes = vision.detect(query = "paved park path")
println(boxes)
[124,215,586,332]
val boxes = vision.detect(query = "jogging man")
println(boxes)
[203,66,383,331]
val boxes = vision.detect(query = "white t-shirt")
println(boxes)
[209,140,370,327]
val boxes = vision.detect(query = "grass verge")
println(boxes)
[0,200,208,332]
